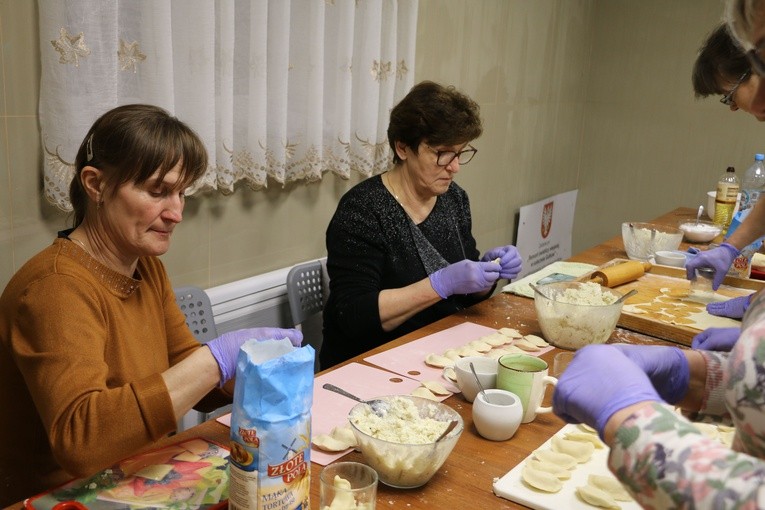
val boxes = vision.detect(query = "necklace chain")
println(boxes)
[385,172,401,202]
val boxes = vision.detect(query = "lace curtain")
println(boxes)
[38,0,417,211]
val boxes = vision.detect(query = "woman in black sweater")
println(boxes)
[321,81,522,369]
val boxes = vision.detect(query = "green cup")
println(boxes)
[497,354,558,423]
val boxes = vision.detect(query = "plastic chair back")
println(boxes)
[174,286,218,343]
[286,259,328,371]
[286,260,326,325]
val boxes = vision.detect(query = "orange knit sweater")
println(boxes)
[0,238,224,504]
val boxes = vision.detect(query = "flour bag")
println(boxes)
[228,339,315,510]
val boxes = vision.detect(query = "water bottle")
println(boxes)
[741,153,765,211]
[714,166,740,231]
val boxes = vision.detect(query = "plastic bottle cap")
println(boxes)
[727,166,735,172]
[757,154,765,160]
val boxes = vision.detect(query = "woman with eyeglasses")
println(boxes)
[550,6,765,507]
[688,5,765,291]
[693,23,762,117]
[320,81,522,369]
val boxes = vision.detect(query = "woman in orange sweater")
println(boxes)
[0,104,301,504]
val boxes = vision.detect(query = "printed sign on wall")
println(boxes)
[515,190,578,279]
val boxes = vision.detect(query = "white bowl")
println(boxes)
[472,389,523,441]
[621,222,683,261]
[678,220,722,243]
[707,191,741,220]
[654,250,687,267]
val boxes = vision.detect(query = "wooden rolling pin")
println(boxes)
[588,261,652,287]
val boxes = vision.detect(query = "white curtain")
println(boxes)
[39,0,417,211]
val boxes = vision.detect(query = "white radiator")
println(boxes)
[178,265,297,432]
[206,266,293,334]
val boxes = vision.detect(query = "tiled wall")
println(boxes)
[1,0,762,293]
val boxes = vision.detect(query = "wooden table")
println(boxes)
[7,208,697,510]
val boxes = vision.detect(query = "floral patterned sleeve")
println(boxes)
[607,402,765,509]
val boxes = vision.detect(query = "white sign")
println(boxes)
[515,189,578,279]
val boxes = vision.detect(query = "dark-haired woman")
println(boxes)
[0,104,300,503]
[321,82,522,368]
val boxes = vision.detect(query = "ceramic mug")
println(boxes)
[497,354,557,423]
[472,389,523,441]
[451,356,498,403]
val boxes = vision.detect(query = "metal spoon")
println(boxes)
[614,288,638,304]
[469,362,491,404]
[696,205,704,225]
[322,383,388,416]
[528,283,548,300]
[435,419,459,442]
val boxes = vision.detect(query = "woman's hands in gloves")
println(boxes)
[552,344,661,438]
[481,245,523,280]
[691,327,740,352]
[611,344,690,404]
[706,294,751,319]
[207,327,303,385]
[429,259,500,299]
[685,243,739,290]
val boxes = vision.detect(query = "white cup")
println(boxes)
[472,389,523,441]
[451,356,498,403]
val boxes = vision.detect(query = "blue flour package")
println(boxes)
[228,339,315,510]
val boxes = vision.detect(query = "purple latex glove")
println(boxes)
[706,294,751,319]
[685,242,739,290]
[207,327,303,385]
[429,259,500,299]
[691,327,740,352]
[481,245,523,280]
[552,344,661,438]
[611,344,690,404]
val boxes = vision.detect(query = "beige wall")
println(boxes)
[0,0,760,293]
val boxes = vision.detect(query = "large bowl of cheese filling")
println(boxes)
[534,281,624,350]
[348,395,463,489]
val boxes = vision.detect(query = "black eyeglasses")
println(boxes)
[720,70,751,106]
[423,143,478,167]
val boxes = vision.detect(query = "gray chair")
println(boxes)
[173,286,230,427]
[286,258,328,372]
[175,286,218,343]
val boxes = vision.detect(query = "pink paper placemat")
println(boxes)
[217,362,429,466]
[364,321,553,393]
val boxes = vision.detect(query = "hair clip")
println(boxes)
[86,133,94,162]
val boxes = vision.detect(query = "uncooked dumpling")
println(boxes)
[576,484,621,509]
[330,424,357,447]
[564,431,605,449]
[588,474,633,502]
[525,459,572,480]
[442,367,457,383]
[532,449,578,470]
[513,338,542,352]
[468,339,492,352]
[421,380,450,396]
[425,353,454,368]
[551,434,594,463]
[498,327,522,338]
[523,334,550,348]
[313,434,352,452]
[443,349,461,361]
[522,465,562,493]
[481,333,509,347]
[410,386,439,401]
